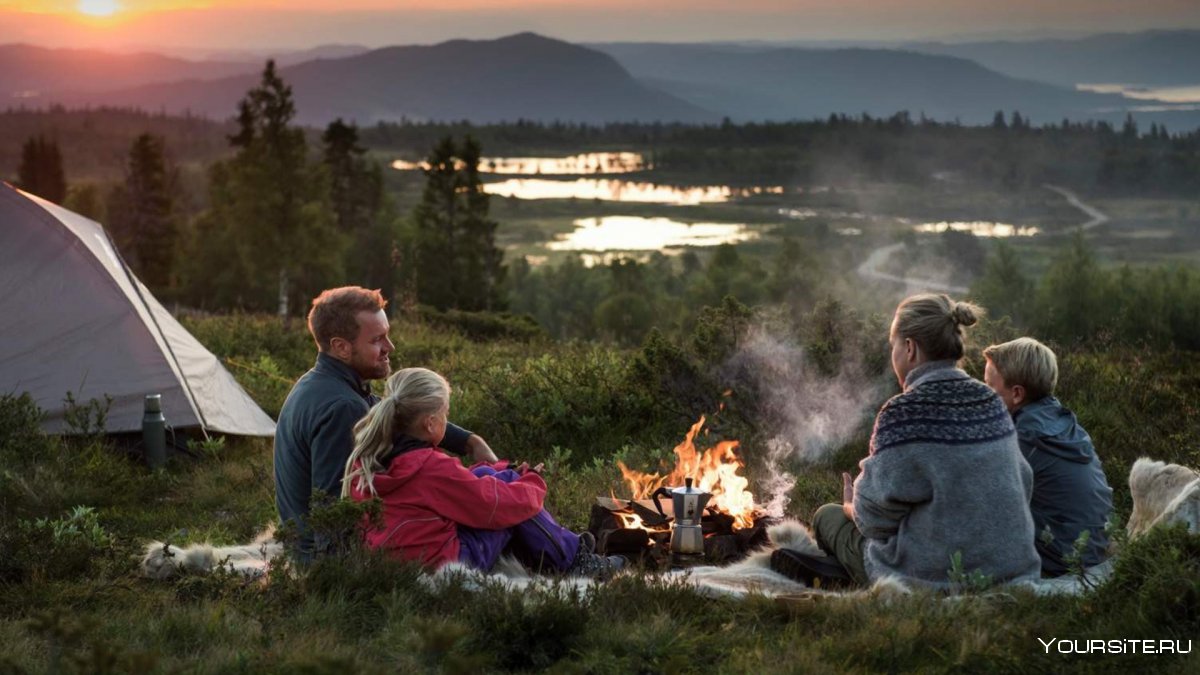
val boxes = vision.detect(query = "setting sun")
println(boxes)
[77,0,120,17]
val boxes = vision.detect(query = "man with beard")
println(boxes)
[274,286,497,562]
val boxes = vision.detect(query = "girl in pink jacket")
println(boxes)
[342,367,623,576]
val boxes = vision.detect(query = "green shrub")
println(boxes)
[1091,524,1200,634]
[416,306,544,342]
[465,586,591,670]
[0,393,47,457]
[10,506,115,582]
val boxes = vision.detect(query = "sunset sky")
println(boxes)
[2,0,1198,51]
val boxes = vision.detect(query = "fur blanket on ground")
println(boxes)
[141,457,1200,598]
[1127,457,1200,538]
[141,526,281,580]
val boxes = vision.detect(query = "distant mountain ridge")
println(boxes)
[593,42,1129,125]
[31,33,715,125]
[0,43,251,96]
[905,30,1200,88]
[6,32,1199,128]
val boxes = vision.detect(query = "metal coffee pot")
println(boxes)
[652,477,712,554]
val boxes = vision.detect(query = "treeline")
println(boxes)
[0,106,232,181]
[8,107,1199,198]
[365,112,1200,196]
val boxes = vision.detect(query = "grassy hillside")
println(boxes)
[1,313,1198,673]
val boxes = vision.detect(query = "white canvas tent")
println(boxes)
[0,183,275,436]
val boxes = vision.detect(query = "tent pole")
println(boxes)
[103,228,210,440]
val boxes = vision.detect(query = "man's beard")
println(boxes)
[350,349,391,380]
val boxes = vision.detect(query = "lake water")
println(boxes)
[485,178,782,205]
[1078,83,1200,104]
[546,216,758,252]
[392,152,646,174]
[914,221,1041,237]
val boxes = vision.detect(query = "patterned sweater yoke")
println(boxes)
[871,362,1015,454]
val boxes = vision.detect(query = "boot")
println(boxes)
[770,548,854,589]
[567,532,625,580]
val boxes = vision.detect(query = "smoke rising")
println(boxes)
[722,325,890,518]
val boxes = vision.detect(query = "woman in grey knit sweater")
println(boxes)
[773,294,1042,589]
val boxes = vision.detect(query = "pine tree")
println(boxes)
[181,60,343,314]
[1034,234,1110,343]
[107,134,178,290]
[17,135,67,204]
[321,118,395,301]
[1122,113,1139,141]
[971,240,1033,326]
[409,135,505,311]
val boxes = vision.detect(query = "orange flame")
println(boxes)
[616,415,756,530]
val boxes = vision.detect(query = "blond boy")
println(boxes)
[983,338,1113,576]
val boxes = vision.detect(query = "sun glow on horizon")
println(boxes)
[77,0,121,17]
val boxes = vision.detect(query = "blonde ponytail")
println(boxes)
[341,368,451,498]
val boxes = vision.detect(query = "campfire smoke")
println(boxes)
[723,327,886,518]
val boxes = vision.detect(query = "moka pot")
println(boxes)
[652,477,712,554]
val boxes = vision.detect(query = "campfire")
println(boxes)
[589,415,772,567]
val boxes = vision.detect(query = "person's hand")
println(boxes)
[513,462,544,475]
[842,471,854,505]
[467,435,500,463]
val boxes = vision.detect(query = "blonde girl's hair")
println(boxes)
[341,367,450,498]
[983,337,1059,402]
[893,293,984,362]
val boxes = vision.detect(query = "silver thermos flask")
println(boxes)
[143,394,167,469]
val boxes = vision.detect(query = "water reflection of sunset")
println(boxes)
[483,178,782,205]
[547,216,758,251]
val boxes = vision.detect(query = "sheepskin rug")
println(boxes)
[141,526,281,580]
[1127,457,1200,538]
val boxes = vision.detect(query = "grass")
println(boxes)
[2,318,1199,673]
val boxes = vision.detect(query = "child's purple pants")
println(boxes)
[456,466,581,572]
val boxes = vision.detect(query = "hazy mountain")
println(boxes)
[906,31,1200,87]
[151,44,372,66]
[44,33,715,125]
[0,44,252,98]
[594,43,1130,125]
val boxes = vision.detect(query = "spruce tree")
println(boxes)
[971,240,1032,326]
[409,135,505,311]
[17,135,67,204]
[321,119,395,301]
[183,61,343,315]
[107,134,178,290]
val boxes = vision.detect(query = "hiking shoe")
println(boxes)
[770,548,853,589]
[568,543,626,580]
[578,531,597,555]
